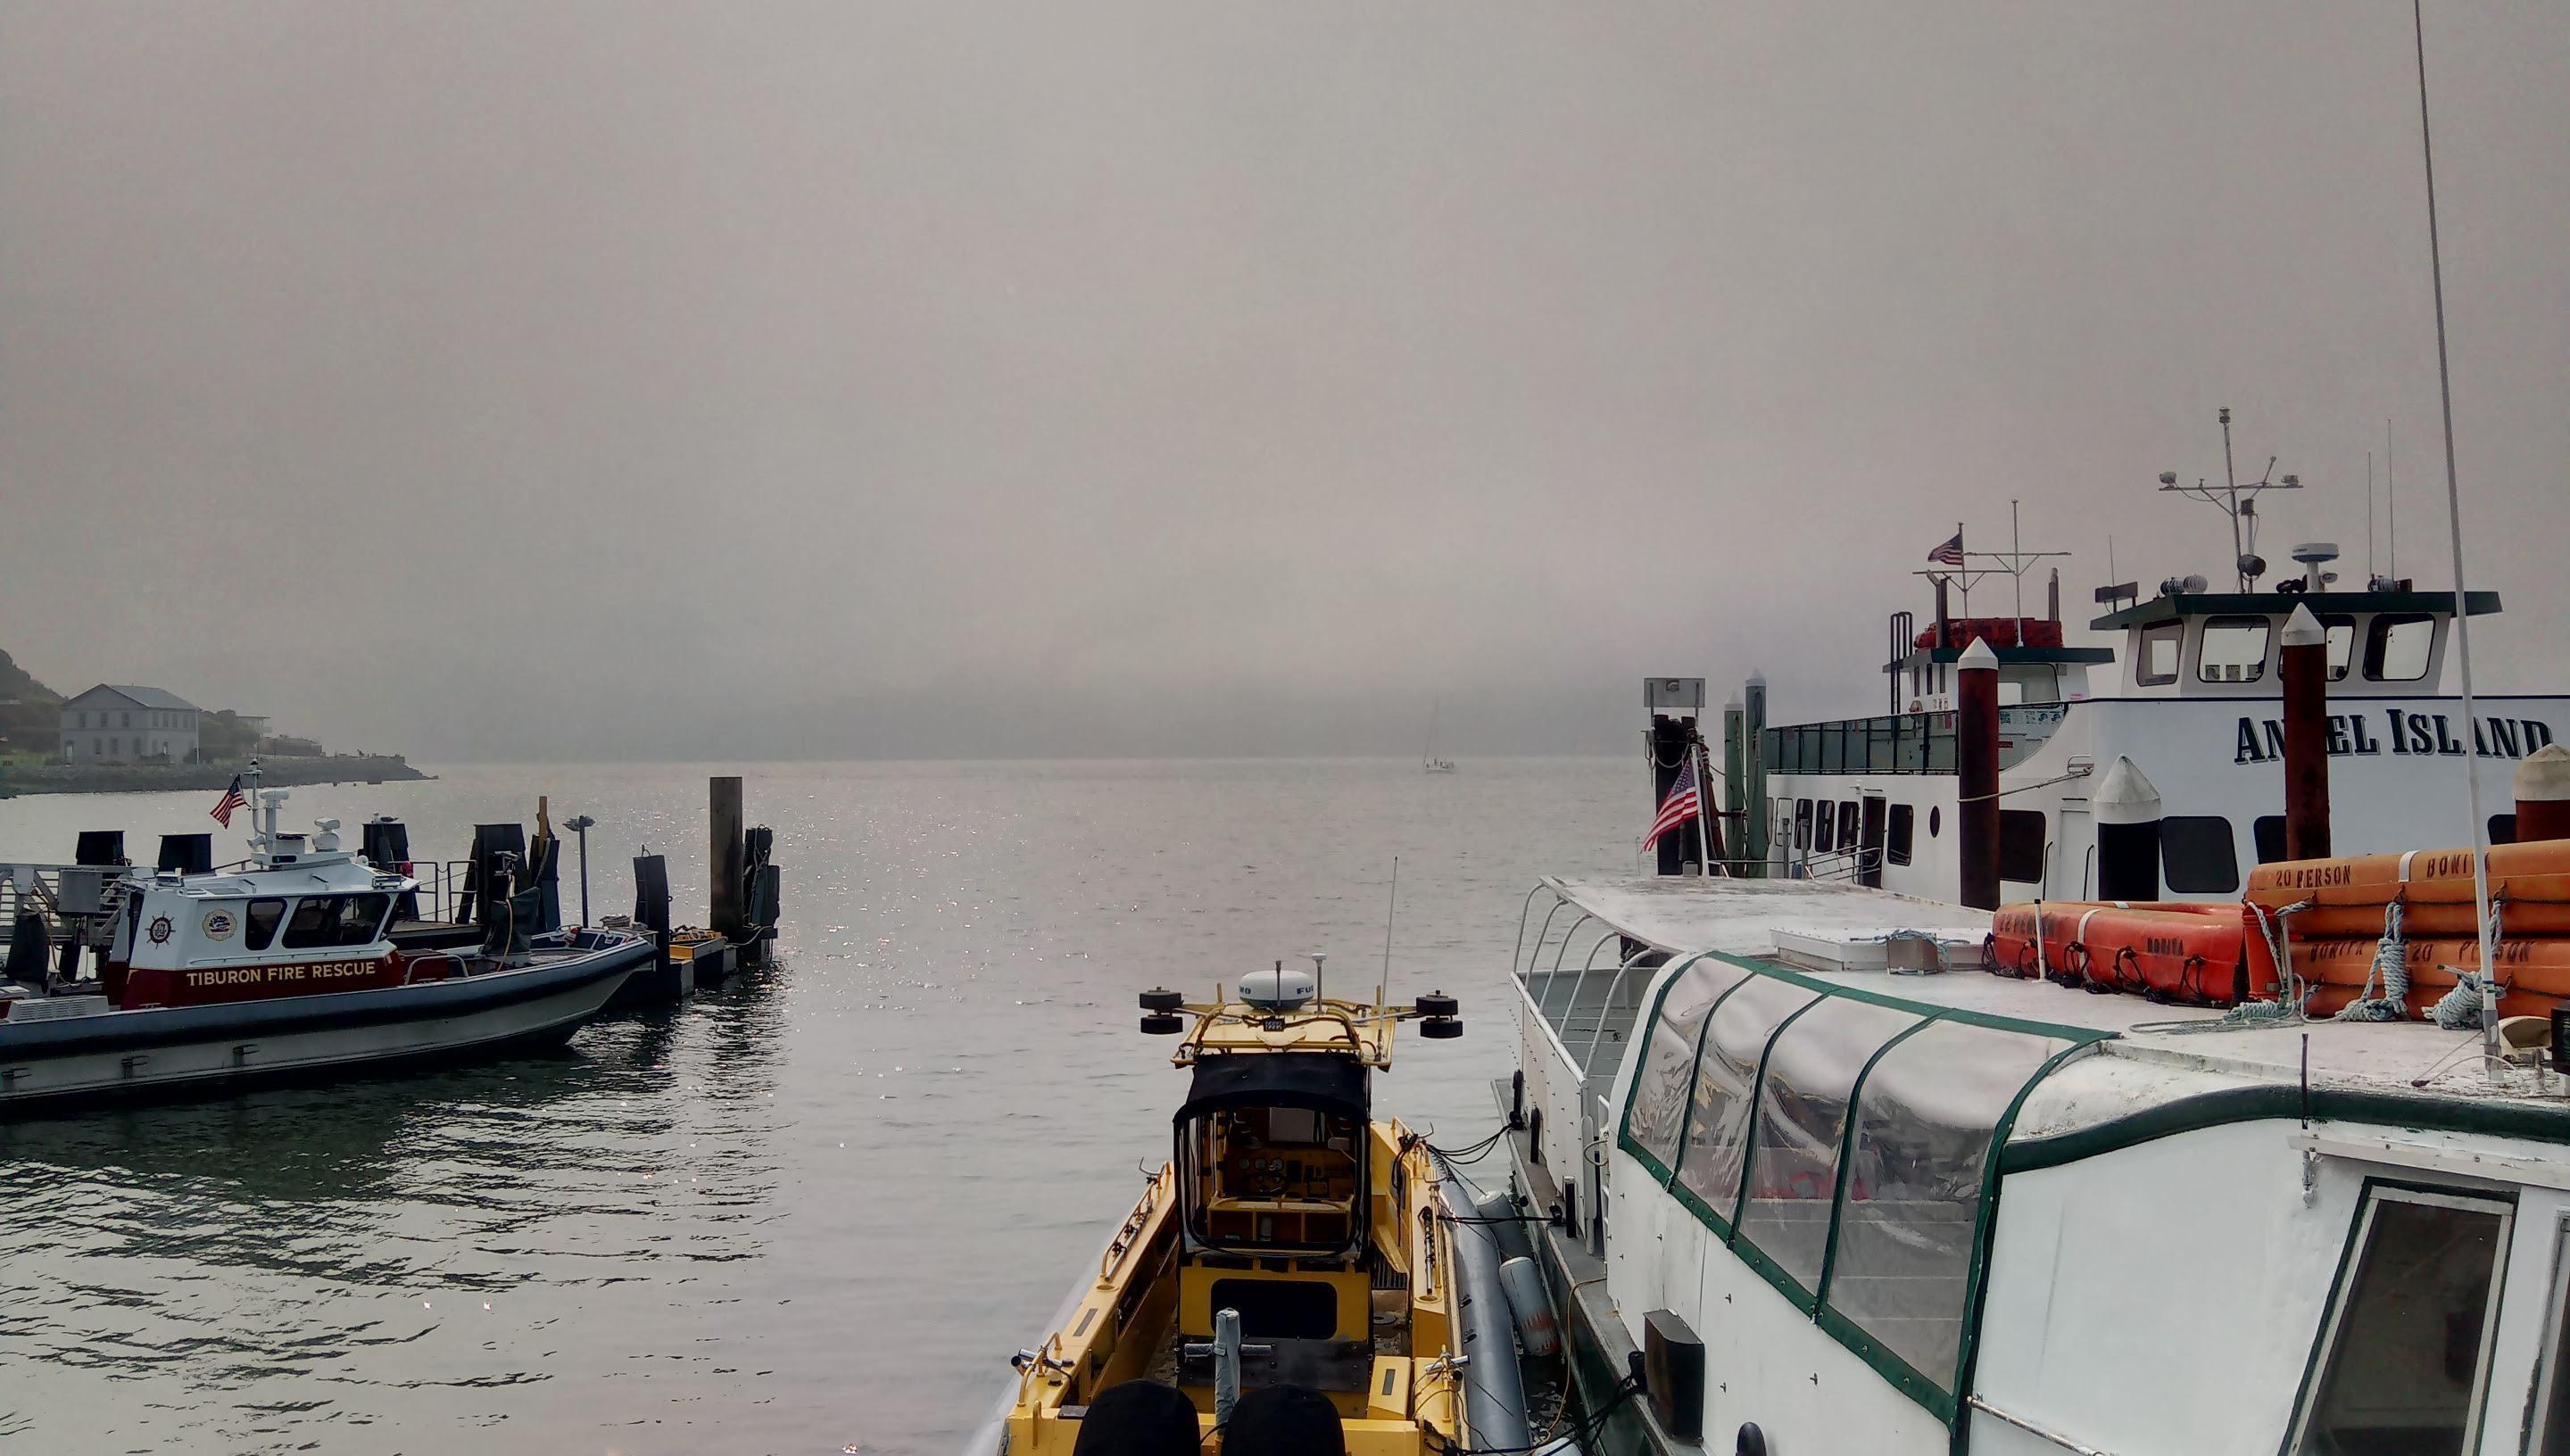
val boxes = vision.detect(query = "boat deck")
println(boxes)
[1518,876,2568,1157]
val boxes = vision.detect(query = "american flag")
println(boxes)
[210,774,247,827]
[1928,531,1965,567]
[1642,754,1702,850]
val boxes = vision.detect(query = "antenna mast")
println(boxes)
[2409,0,2497,1067]
[2156,408,2301,591]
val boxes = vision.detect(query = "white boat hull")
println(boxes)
[0,936,651,1114]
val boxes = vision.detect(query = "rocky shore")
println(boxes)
[0,755,429,798]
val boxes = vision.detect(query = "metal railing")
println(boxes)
[1765,712,1957,776]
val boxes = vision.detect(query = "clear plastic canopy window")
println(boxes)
[1619,955,2102,1425]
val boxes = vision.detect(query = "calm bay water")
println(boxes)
[0,758,1638,1455]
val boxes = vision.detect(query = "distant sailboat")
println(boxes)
[1422,699,1458,774]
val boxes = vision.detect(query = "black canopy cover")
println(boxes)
[1175,1052,1370,1128]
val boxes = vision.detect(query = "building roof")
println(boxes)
[65,683,202,713]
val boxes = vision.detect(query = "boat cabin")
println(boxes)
[1177,1051,1370,1258]
[2093,583,2500,699]
[104,802,416,1008]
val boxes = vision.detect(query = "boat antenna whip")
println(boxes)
[2411,0,2499,1071]
[1380,856,1399,1009]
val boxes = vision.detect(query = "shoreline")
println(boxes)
[0,756,430,798]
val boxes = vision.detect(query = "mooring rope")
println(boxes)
[2335,899,2410,1022]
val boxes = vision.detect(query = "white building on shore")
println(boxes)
[60,684,202,764]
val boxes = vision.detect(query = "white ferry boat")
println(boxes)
[0,778,652,1113]
[1495,499,2570,1453]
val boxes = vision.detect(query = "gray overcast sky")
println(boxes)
[4,3,2564,761]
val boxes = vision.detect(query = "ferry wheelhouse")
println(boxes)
[1743,547,2552,907]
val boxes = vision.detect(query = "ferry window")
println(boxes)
[2527,1221,2570,1456]
[1812,801,1836,853]
[1623,959,1754,1168]
[1928,806,1941,839]
[1827,1021,2076,1394]
[1674,977,1820,1229]
[280,894,394,949]
[2365,614,2434,682]
[1998,666,2060,707]
[2320,615,2358,682]
[2492,815,2518,848]
[2198,616,2272,683]
[2292,1187,2508,1456]
[1736,997,1924,1295]
[1886,804,1915,865]
[243,898,287,950]
[2254,815,2289,865]
[1837,801,1861,852]
[2161,815,2240,894]
[1998,810,2045,883]
[2137,622,2183,686]
[1795,799,1813,850]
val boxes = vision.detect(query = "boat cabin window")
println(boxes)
[2365,614,2435,682]
[2492,814,2519,847]
[1997,665,2059,707]
[2320,615,2358,682]
[2526,1221,2570,1456]
[1828,1021,2077,1396]
[243,898,288,950]
[2292,1186,2509,1456]
[1736,997,1925,1295]
[1625,958,1756,1168]
[2198,616,2272,684]
[1675,977,1820,1228]
[1886,803,1915,865]
[1812,801,1836,853]
[279,894,393,950]
[2161,815,2241,895]
[1180,1101,1364,1255]
[1836,801,1860,853]
[1795,799,1813,851]
[1997,810,2045,884]
[2254,815,2289,866]
[2137,622,2184,686]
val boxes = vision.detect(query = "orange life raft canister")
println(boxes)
[2248,839,2570,937]
[1991,901,2276,1005]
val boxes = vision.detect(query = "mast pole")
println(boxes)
[2010,499,2026,626]
[2409,0,2497,1065]
[2220,409,2244,589]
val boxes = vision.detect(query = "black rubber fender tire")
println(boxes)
[1414,991,1460,1019]
[1139,987,1183,1013]
[1139,1012,1185,1035]
[1419,1017,1463,1039]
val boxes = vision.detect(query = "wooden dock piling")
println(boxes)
[710,776,745,943]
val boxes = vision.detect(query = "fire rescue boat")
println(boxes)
[0,776,652,1114]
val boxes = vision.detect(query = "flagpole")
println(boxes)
[1955,521,1969,618]
[1694,738,1713,877]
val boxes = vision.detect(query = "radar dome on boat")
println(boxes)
[1239,963,1316,1012]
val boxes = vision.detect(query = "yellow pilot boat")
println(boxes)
[991,961,1539,1454]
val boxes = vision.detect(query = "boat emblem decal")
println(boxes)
[148,915,175,945]
[202,909,237,941]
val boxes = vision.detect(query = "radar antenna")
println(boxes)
[2157,407,2301,591]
